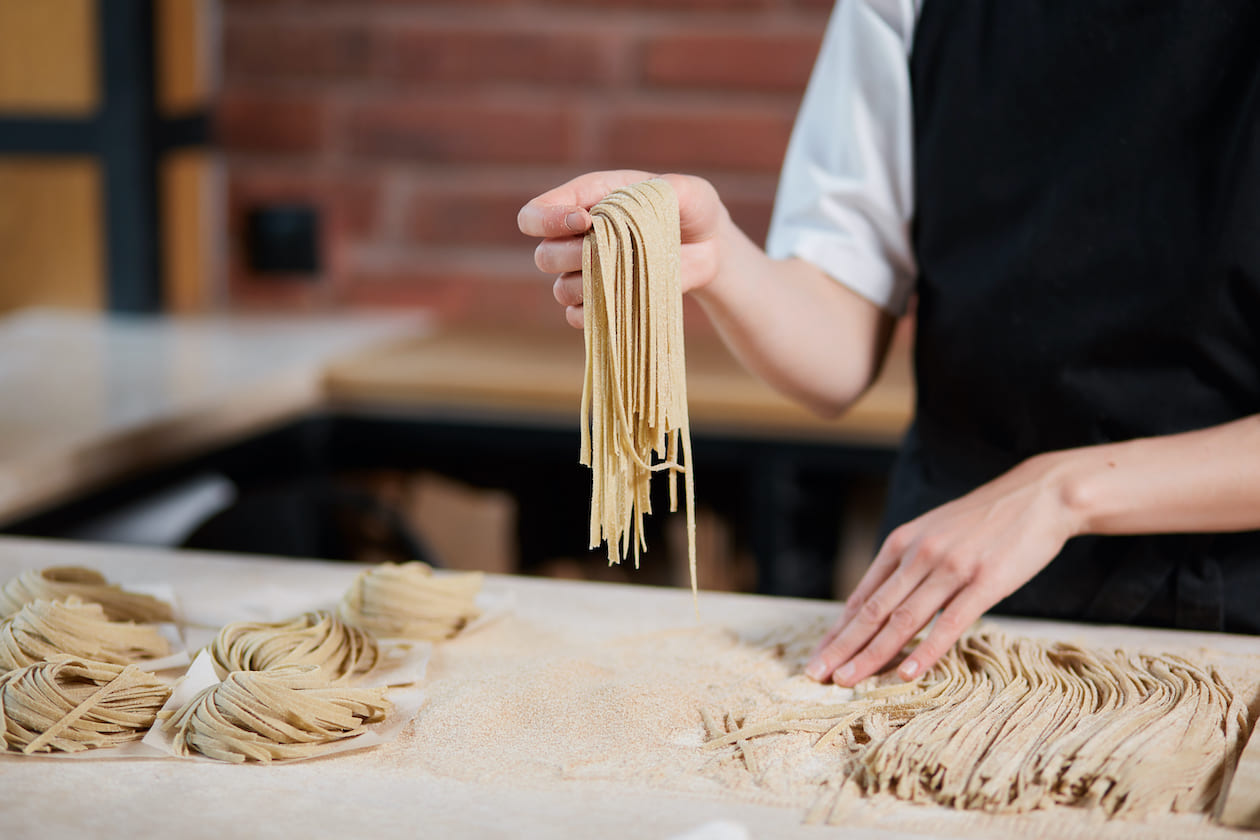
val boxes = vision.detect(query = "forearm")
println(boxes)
[692,213,895,418]
[1048,414,1260,537]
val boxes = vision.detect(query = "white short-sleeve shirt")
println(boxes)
[765,0,923,316]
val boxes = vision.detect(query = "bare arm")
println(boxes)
[807,414,1260,686]
[518,171,895,418]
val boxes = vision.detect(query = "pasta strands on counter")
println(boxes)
[0,598,171,671]
[0,656,170,754]
[709,630,1250,821]
[581,178,697,596]
[165,665,391,764]
[338,562,482,641]
[208,610,379,682]
[0,566,173,623]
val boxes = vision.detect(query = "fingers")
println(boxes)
[804,549,930,683]
[897,589,988,681]
[823,567,968,687]
[535,237,583,274]
[518,169,657,237]
[553,272,582,307]
[806,526,910,664]
[565,304,584,330]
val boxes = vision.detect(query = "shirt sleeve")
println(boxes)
[765,0,920,316]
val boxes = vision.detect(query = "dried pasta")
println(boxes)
[338,561,482,641]
[0,566,173,623]
[208,610,378,682]
[0,656,170,754]
[165,665,391,763]
[0,598,171,672]
[581,178,697,595]
[708,629,1250,821]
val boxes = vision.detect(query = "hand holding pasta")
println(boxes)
[518,170,727,330]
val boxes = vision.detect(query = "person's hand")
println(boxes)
[517,171,727,329]
[806,453,1083,686]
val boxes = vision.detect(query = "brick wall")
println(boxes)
[218,0,832,329]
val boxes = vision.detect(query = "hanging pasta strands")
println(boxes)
[580,178,697,598]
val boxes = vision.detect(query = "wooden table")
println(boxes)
[0,536,1254,840]
[324,324,914,446]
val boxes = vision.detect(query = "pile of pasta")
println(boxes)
[0,567,177,755]
[166,666,391,764]
[171,561,482,763]
[208,610,378,682]
[705,629,1250,822]
[580,178,697,594]
[338,561,482,641]
[0,560,484,761]
[0,598,171,671]
[0,566,173,622]
[0,657,170,754]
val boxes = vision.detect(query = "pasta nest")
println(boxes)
[0,655,170,754]
[208,610,379,682]
[338,562,482,641]
[0,597,171,672]
[165,665,391,763]
[0,566,173,623]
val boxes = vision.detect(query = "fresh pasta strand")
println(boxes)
[0,597,171,672]
[0,655,170,754]
[0,566,173,623]
[581,178,697,598]
[165,665,391,764]
[338,561,482,641]
[710,629,1250,822]
[208,610,379,682]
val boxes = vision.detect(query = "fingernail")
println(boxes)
[834,662,855,684]
[565,210,587,232]
[805,659,828,681]
[898,658,919,680]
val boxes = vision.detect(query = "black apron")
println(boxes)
[882,1,1260,632]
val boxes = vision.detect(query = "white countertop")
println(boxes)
[0,537,1255,840]
[0,308,423,524]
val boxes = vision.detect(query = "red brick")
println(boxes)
[228,169,380,239]
[597,106,794,173]
[345,101,577,164]
[340,271,560,328]
[642,31,822,92]
[216,92,326,155]
[380,27,623,88]
[225,169,381,305]
[406,189,536,247]
[223,20,377,83]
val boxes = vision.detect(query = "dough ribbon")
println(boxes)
[581,178,697,595]
[709,629,1250,821]
[0,598,171,672]
[208,610,378,682]
[165,665,391,763]
[0,655,170,754]
[338,561,482,641]
[0,566,173,623]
